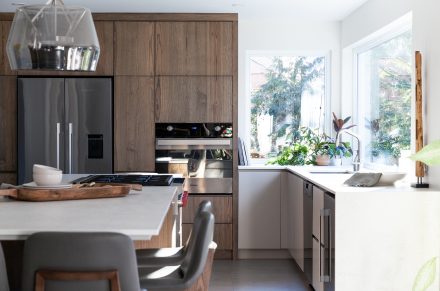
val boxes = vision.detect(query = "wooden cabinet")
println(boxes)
[115,22,154,76]
[114,76,155,172]
[92,21,114,76]
[156,22,233,75]
[182,195,233,259]
[238,170,281,249]
[182,195,232,224]
[0,76,16,172]
[1,21,14,75]
[155,76,232,122]
[0,173,16,184]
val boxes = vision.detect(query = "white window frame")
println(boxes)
[351,14,413,171]
[245,50,332,165]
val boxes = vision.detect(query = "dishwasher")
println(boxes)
[303,180,313,285]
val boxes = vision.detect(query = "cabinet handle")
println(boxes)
[319,210,323,280]
[328,210,332,282]
[56,122,60,169]
[68,123,73,174]
[320,209,331,283]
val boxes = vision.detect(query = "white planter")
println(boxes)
[329,157,342,166]
[316,154,330,166]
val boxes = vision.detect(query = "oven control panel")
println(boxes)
[155,123,232,138]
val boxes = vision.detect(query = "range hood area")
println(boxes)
[6,0,100,71]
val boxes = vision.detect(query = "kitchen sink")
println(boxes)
[308,168,352,174]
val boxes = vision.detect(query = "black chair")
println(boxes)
[138,211,216,291]
[21,232,141,291]
[136,200,213,267]
[0,243,9,291]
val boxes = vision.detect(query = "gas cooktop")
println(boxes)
[72,174,175,186]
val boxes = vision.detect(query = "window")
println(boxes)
[247,53,328,161]
[355,29,412,170]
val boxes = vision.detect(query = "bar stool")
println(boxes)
[0,243,9,291]
[136,200,213,267]
[138,211,216,291]
[21,232,141,291]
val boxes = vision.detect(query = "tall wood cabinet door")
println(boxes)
[0,76,16,172]
[93,21,114,76]
[115,22,154,76]
[155,76,232,122]
[0,173,16,184]
[1,21,15,75]
[156,22,233,75]
[114,76,155,172]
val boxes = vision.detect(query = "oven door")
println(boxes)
[155,138,233,178]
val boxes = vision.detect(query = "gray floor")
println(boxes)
[209,259,312,291]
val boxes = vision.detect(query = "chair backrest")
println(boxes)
[180,211,215,288]
[0,243,9,291]
[21,232,141,291]
[183,200,212,250]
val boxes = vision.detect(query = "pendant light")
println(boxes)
[6,0,100,71]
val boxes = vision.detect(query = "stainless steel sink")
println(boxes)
[308,170,352,174]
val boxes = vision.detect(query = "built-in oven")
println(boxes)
[155,123,233,179]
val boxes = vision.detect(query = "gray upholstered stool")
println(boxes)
[21,232,141,291]
[0,243,9,291]
[138,211,216,291]
[136,200,213,267]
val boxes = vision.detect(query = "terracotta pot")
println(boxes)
[316,154,330,166]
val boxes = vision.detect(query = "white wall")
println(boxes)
[238,18,341,151]
[341,0,412,47]
[413,0,440,187]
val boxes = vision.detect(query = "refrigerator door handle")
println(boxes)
[68,123,73,174]
[56,122,60,169]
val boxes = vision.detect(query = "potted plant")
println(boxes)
[326,142,353,166]
[312,133,333,166]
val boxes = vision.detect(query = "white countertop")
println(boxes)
[0,174,177,240]
[239,165,440,291]
[239,165,436,194]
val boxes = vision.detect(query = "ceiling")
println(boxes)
[1,0,369,21]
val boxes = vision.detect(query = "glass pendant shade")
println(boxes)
[6,0,100,71]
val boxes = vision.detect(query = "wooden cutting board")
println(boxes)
[0,183,142,202]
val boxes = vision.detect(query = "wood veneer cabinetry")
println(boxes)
[0,173,16,184]
[115,22,154,76]
[182,195,233,259]
[0,76,16,172]
[91,21,114,76]
[114,76,155,172]
[156,22,233,76]
[155,76,233,122]
[1,21,14,75]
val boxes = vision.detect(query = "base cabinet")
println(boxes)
[238,170,281,249]
[182,195,233,259]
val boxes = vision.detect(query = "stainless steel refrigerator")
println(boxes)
[18,78,113,184]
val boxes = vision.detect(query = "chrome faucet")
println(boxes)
[336,130,361,172]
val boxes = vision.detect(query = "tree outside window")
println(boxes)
[249,55,326,160]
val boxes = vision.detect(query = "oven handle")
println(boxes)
[156,138,233,150]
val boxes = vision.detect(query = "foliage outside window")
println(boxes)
[249,54,327,161]
[356,30,412,169]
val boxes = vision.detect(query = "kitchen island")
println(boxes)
[239,166,440,291]
[0,174,179,289]
[0,174,178,240]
